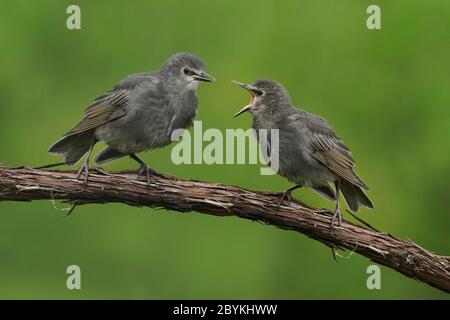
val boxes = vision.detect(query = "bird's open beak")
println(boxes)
[232,80,258,92]
[193,71,215,82]
[232,80,257,118]
[233,104,252,118]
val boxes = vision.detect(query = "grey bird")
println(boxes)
[233,79,373,227]
[48,52,214,187]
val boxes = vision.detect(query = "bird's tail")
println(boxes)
[94,147,125,165]
[48,131,95,165]
[340,179,374,213]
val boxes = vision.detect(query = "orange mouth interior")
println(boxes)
[249,91,256,106]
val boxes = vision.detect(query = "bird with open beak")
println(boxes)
[47,52,215,188]
[233,79,373,227]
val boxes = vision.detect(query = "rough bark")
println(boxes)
[0,166,449,293]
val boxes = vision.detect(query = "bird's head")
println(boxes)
[233,79,292,118]
[160,52,215,90]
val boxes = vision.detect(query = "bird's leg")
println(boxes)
[331,181,342,228]
[277,185,301,208]
[76,138,96,189]
[129,154,154,188]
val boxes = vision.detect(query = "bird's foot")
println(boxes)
[330,208,342,228]
[137,163,155,188]
[76,163,90,189]
[276,190,292,208]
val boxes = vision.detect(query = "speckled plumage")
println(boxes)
[48,52,214,185]
[234,79,373,224]
[94,71,199,161]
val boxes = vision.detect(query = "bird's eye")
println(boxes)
[182,67,195,76]
[255,90,264,96]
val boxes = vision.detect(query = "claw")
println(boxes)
[275,185,301,209]
[92,166,109,175]
[73,137,96,190]
[137,163,154,188]
[330,208,342,228]
[276,190,292,208]
[330,181,343,228]
[76,163,90,190]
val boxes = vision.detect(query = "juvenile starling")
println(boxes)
[233,79,373,226]
[48,52,214,187]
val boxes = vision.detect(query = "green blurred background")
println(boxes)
[0,0,449,299]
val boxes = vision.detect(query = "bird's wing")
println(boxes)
[291,111,368,190]
[65,90,128,135]
[64,74,154,136]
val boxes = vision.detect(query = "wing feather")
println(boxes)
[62,72,158,137]
[288,110,368,189]
[310,133,368,190]
[65,89,130,136]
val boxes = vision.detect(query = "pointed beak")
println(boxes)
[232,80,257,118]
[193,71,215,82]
[232,80,255,92]
[233,104,252,118]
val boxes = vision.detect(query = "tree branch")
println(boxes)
[0,166,449,293]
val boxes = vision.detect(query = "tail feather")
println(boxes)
[48,131,95,165]
[340,179,374,212]
[313,184,337,201]
[94,147,125,165]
